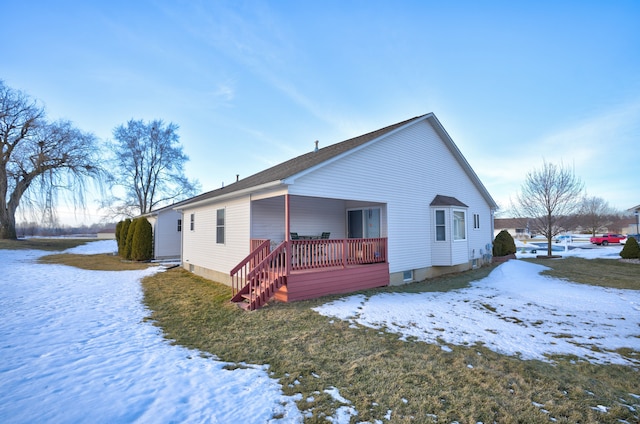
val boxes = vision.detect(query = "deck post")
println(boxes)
[285,194,292,274]
[285,194,290,241]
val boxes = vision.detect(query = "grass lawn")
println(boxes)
[0,237,91,251]
[141,258,639,423]
[15,240,640,423]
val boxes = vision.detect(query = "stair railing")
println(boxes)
[230,239,270,297]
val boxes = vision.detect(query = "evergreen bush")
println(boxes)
[123,218,137,260]
[620,236,640,259]
[119,218,131,257]
[131,217,153,261]
[115,220,123,253]
[493,230,517,257]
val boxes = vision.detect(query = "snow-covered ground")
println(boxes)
[0,240,303,423]
[316,243,640,366]
[1,240,638,423]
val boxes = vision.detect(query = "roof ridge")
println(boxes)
[179,114,430,205]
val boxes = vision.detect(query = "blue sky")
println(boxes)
[2,0,639,225]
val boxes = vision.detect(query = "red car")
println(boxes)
[589,234,626,246]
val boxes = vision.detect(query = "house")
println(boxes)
[142,204,183,260]
[625,205,640,235]
[494,218,534,240]
[96,229,116,240]
[175,113,498,310]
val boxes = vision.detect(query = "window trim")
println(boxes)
[216,208,225,244]
[435,209,446,241]
[190,213,195,231]
[473,213,480,230]
[177,218,182,232]
[453,209,466,241]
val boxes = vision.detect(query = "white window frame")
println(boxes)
[216,208,225,244]
[435,209,446,241]
[453,210,466,241]
[473,213,480,230]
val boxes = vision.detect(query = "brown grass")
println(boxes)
[524,256,640,290]
[38,253,153,271]
[0,238,90,251]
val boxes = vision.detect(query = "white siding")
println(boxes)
[430,208,452,266]
[152,209,182,259]
[288,120,494,274]
[252,196,347,243]
[251,196,285,241]
[182,196,251,275]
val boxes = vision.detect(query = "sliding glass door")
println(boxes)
[348,208,381,238]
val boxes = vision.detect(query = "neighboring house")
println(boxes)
[175,113,498,310]
[494,218,534,240]
[626,205,640,235]
[96,229,116,240]
[142,204,184,260]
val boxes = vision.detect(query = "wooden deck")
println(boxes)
[231,238,389,310]
[275,262,389,302]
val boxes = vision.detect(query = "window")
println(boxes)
[177,219,182,232]
[216,209,225,244]
[453,210,466,240]
[190,214,195,231]
[473,213,480,230]
[435,210,446,241]
[403,270,413,281]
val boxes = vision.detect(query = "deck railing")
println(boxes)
[290,238,387,271]
[231,238,387,310]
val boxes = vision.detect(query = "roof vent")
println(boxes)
[236,174,239,182]
[314,140,319,152]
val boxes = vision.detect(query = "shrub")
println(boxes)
[131,217,153,261]
[493,230,516,257]
[123,218,138,260]
[119,218,131,257]
[115,220,123,248]
[620,236,640,259]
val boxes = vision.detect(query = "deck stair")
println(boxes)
[230,240,288,311]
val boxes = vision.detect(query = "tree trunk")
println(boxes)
[0,208,17,239]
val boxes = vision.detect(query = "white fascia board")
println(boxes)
[283,115,432,185]
[172,180,284,211]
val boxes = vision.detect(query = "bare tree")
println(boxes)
[106,119,199,217]
[0,81,104,239]
[513,161,584,256]
[576,196,616,236]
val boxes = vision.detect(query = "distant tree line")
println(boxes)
[15,222,117,238]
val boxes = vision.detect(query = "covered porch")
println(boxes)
[230,194,390,310]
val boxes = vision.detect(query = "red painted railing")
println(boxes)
[231,238,387,310]
[230,241,288,310]
[290,238,387,271]
[230,239,270,297]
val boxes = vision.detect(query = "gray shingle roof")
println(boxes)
[176,113,498,210]
[430,195,468,207]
